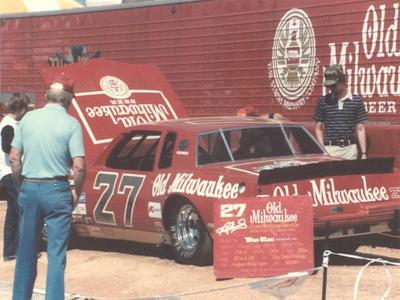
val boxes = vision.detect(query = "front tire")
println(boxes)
[168,200,212,266]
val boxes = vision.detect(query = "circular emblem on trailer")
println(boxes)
[268,9,319,110]
[100,76,131,99]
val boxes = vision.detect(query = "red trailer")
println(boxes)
[1,0,400,159]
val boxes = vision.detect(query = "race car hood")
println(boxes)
[40,59,187,162]
[221,155,337,178]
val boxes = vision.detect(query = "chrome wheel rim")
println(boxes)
[176,204,200,251]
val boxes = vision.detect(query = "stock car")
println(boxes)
[39,60,400,265]
[69,116,400,265]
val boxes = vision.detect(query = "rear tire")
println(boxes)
[329,241,359,254]
[168,200,212,266]
[314,239,360,266]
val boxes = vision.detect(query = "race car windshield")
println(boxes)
[197,125,323,165]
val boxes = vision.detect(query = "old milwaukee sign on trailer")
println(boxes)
[2,0,400,121]
[39,59,187,161]
[3,0,400,162]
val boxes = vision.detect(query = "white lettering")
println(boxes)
[85,103,171,128]
[327,3,400,113]
[158,173,243,199]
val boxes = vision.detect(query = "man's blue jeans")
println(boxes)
[13,179,72,300]
[2,174,19,259]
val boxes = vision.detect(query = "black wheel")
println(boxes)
[68,228,86,249]
[329,239,360,254]
[168,200,212,266]
[314,239,360,266]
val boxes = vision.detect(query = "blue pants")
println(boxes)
[13,180,72,300]
[2,174,19,259]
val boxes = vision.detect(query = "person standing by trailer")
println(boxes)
[313,65,368,160]
[9,75,87,300]
[1,93,29,262]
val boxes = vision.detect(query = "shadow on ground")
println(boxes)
[68,236,174,260]
[315,233,400,266]
[63,232,400,268]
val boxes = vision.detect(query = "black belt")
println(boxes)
[24,176,69,182]
[324,138,356,147]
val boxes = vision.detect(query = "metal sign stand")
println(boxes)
[321,221,330,300]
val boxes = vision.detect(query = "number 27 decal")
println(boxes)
[93,171,145,227]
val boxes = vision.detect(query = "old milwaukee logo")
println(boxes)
[100,76,131,99]
[73,73,178,144]
[152,173,245,200]
[268,9,320,110]
[266,176,390,207]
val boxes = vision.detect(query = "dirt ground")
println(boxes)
[0,202,399,300]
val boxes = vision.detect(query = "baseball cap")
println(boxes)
[323,65,344,86]
[49,73,74,93]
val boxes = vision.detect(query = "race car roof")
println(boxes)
[131,116,293,133]
[40,59,187,161]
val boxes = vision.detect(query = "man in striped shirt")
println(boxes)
[313,65,368,160]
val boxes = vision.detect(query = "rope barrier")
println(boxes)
[322,250,400,300]
[324,250,400,266]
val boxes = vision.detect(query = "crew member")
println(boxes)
[314,65,368,159]
[1,93,29,262]
[10,74,87,300]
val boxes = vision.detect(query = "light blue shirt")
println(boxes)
[12,103,85,178]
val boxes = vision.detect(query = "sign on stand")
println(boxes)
[213,196,314,279]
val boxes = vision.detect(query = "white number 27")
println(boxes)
[220,203,246,218]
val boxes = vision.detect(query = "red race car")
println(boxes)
[40,60,400,265]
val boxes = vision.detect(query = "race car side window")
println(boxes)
[229,127,291,160]
[283,126,324,155]
[106,131,161,171]
[159,132,177,169]
[197,131,231,165]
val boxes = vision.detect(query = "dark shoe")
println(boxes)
[3,255,16,262]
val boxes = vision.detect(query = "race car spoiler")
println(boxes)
[257,157,395,185]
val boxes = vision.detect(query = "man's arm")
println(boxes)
[354,95,368,159]
[313,96,325,146]
[71,156,87,204]
[1,125,14,154]
[356,123,367,159]
[315,122,324,145]
[9,147,23,185]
